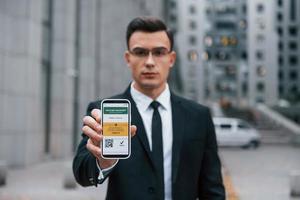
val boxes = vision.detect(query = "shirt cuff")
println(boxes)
[96,159,119,180]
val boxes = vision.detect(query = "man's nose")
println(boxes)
[145,53,155,67]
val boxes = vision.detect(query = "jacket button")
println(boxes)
[148,187,155,194]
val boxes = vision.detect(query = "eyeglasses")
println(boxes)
[129,47,171,58]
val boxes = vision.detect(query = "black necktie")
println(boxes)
[150,101,164,198]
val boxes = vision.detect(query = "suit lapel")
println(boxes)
[122,86,154,165]
[171,94,187,183]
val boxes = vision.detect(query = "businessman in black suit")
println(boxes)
[73,16,225,200]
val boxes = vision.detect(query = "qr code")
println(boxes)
[105,139,113,148]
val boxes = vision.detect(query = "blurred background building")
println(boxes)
[0,0,299,167]
[0,0,163,167]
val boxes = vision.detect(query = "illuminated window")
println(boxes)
[188,50,198,62]
[257,66,267,77]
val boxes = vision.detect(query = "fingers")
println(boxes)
[82,125,102,144]
[86,138,101,159]
[91,109,101,123]
[130,125,137,137]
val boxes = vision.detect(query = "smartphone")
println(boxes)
[101,99,131,159]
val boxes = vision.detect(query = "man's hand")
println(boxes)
[82,108,137,169]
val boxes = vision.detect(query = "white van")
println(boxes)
[213,117,261,148]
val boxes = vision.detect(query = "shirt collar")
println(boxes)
[130,82,171,112]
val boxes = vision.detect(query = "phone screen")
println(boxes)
[101,99,131,159]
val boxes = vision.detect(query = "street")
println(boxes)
[220,144,300,200]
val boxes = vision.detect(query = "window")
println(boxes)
[278,41,283,51]
[220,124,232,129]
[290,0,296,21]
[289,56,298,65]
[188,50,198,62]
[202,51,211,61]
[289,42,298,50]
[257,82,265,92]
[189,5,196,14]
[257,66,267,77]
[289,71,298,80]
[189,36,197,45]
[225,65,236,76]
[256,34,265,43]
[256,50,264,60]
[289,26,298,36]
[278,0,283,6]
[238,122,251,129]
[169,1,176,8]
[242,4,247,14]
[239,19,247,29]
[169,14,177,22]
[215,51,230,61]
[277,27,283,36]
[189,21,197,30]
[277,13,283,21]
[257,4,264,13]
[215,22,236,30]
[290,85,298,93]
[241,51,248,60]
[256,18,266,29]
[204,36,213,47]
[278,70,283,80]
[278,56,284,65]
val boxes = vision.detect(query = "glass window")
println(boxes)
[289,42,298,50]
[238,122,251,129]
[278,56,284,65]
[290,71,298,80]
[257,82,265,92]
[189,36,197,45]
[277,27,283,36]
[188,50,198,62]
[256,50,264,60]
[278,0,283,6]
[257,66,267,77]
[289,26,298,36]
[220,124,232,129]
[278,41,283,51]
[189,5,196,14]
[189,20,197,29]
[257,4,264,13]
[277,13,283,21]
[204,36,213,47]
[278,70,283,80]
[256,34,265,43]
[289,56,298,65]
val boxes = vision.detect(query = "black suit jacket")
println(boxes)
[73,86,225,200]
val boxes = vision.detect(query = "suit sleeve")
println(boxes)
[72,102,109,187]
[198,108,226,199]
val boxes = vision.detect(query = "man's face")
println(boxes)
[125,31,176,93]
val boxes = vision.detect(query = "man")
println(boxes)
[73,16,225,200]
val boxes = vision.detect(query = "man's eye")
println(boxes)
[133,49,148,56]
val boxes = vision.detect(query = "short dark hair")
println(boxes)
[126,16,174,50]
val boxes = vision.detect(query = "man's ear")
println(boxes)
[124,51,131,67]
[169,51,176,68]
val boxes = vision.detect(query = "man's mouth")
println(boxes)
[142,72,157,76]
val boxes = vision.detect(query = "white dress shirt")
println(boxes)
[98,82,173,200]
[130,82,173,200]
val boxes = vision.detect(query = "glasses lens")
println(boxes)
[152,48,169,57]
[131,48,149,57]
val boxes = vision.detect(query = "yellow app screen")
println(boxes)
[102,103,129,155]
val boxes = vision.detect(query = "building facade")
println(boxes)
[276,0,300,102]
[0,0,163,167]
[247,0,278,105]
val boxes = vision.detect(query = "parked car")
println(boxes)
[213,117,261,148]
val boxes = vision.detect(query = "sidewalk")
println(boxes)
[0,159,107,200]
[0,158,236,200]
